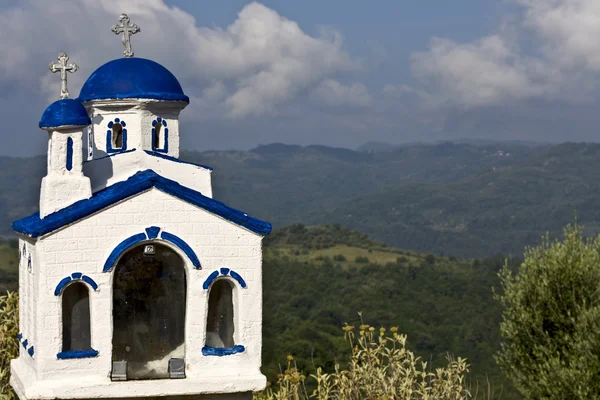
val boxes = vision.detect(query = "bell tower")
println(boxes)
[38,53,92,218]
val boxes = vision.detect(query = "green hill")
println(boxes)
[5,140,600,259]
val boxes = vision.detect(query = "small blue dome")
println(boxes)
[79,58,189,103]
[39,99,91,130]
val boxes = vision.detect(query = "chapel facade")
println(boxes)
[10,14,270,400]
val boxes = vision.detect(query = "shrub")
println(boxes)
[0,291,18,399]
[332,255,346,262]
[496,223,600,399]
[354,256,369,264]
[255,313,473,400]
[425,254,436,265]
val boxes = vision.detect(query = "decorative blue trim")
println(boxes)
[161,231,201,269]
[102,233,147,272]
[203,271,220,290]
[203,269,247,289]
[202,345,245,357]
[144,150,213,171]
[27,255,32,273]
[12,170,271,238]
[81,275,98,290]
[229,270,247,289]
[145,226,160,239]
[66,137,73,171]
[57,349,99,359]
[54,274,99,295]
[78,58,189,103]
[22,340,28,349]
[83,148,136,163]
[152,117,169,153]
[27,346,34,357]
[17,333,22,340]
[39,98,90,130]
[106,118,127,154]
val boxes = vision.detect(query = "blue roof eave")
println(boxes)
[12,170,271,238]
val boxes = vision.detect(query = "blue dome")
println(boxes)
[79,58,189,103]
[39,99,91,130]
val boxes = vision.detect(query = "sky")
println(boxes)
[1,0,600,156]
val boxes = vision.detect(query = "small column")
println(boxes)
[39,53,92,218]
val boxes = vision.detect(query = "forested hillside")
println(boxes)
[5,140,600,257]
[0,225,520,398]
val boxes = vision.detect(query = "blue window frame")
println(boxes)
[152,117,168,153]
[106,118,127,153]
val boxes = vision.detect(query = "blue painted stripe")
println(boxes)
[71,272,82,279]
[57,349,99,359]
[220,267,230,275]
[161,231,201,269]
[202,271,220,290]
[27,346,34,357]
[12,169,271,237]
[83,148,135,164]
[229,270,247,289]
[145,226,160,239]
[17,333,22,340]
[202,345,245,356]
[66,137,73,171]
[144,150,213,171]
[103,233,147,272]
[22,340,28,349]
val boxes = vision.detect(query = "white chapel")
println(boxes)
[10,14,271,400]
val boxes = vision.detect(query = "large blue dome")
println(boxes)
[39,99,91,130]
[78,58,189,103]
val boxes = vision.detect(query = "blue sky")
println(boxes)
[1,0,600,156]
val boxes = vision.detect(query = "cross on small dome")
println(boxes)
[48,52,78,99]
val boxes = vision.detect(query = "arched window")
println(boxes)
[62,282,91,352]
[152,117,168,152]
[205,279,234,348]
[112,122,123,149]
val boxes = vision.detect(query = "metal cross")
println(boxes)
[111,13,140,58]
[49,52,78,99]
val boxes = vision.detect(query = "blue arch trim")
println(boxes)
[54,273,99,296]
[146,226,160,239]
[161,231,201,269]
[102,228,201,272]
[102,233,147,272]
[66,137,73,171]
[202,345,245,357]
[203,269,247,289]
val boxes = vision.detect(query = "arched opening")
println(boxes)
[153,123,162,149]
[112,243,186,380]
[62,282,91,352]
[205,279,234,348]
[112,123,123,149]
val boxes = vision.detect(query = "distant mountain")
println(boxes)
[3,141,600,258]
[357,138,549,153]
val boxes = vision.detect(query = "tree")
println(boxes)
[495,223,600,399]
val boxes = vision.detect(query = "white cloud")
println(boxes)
[411,0,600,108]
[0,0,357,117]
[311,79,373,108]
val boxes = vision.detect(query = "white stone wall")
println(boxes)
[17,237,38,372]
[12,188,265,398]
[86,99,184,160]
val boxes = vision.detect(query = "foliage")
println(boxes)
[0,291,18,400]
[496,223,600,399]
[255,316,474,400]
